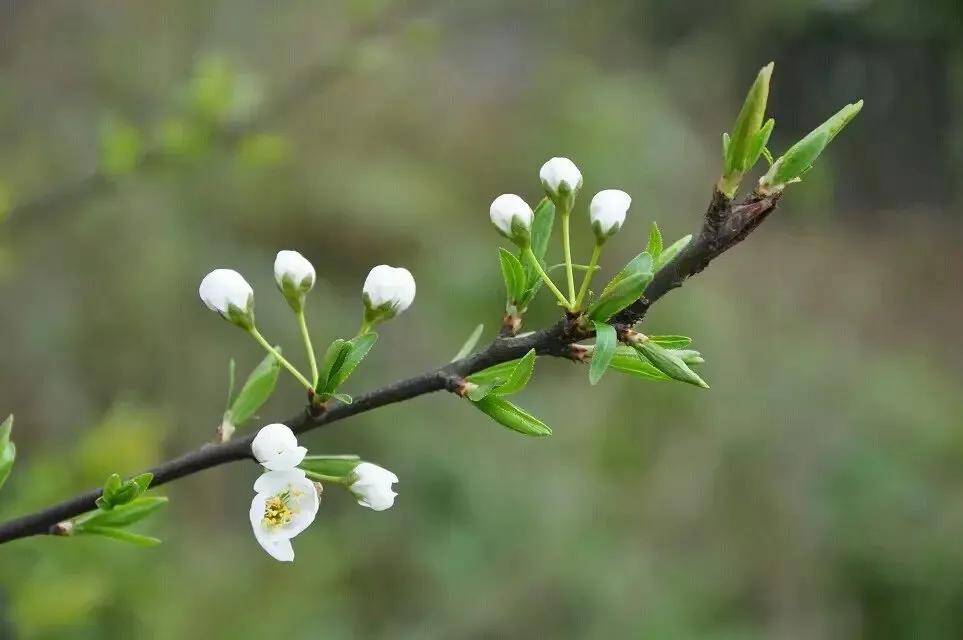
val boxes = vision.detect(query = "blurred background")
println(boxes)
[1,0,962,638]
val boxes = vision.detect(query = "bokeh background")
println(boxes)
[1,1,962,638]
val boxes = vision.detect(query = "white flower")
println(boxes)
[274,250,316,311]
[539,157,583,198]
[362,265,416,322]
[249,468,320,562]
[489,194,534,245]
[350,462,398,511]
[199,269,255,328]
[251,423,307,471]
[589,189,632,240]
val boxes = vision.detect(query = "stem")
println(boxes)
[575,241,603,309]
[560,207,576,305]
[249,327,314,390]
[524,246,573,310]
[302,470,350,485]
[357,318,374,337]
[296,310,319,386]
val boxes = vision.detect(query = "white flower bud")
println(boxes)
[349,462,398,511]
[199,269,255,329]
[273,250,316,312]
[589,189,631,240]
[489,194,534,246]
[539,157,583,202]
[251,423,307,471]
[249,468,319,562]
[362,265,416,324]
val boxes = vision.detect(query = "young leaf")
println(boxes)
[77,496,169,529]
[600,252,654,299]
[227,351,282,426]
[326,333,378,391]
[610,347,669,381]
[317,339,350,393]
[0,414,15,492]
[329,392,353,404]
[521,198,556,299]
[498,248,527,306]
[452,324,485,361]
[131,472,153,495]
[466,380,503,402]
[76,526,162,547]
[648,335,692,349]
[634,341,709,389]
[493,349,536,396]
[467,359,522,385]
[588,271,650,322]
[300,455,361,478]
[655,234,692,270]
[589,322,617,385]
[646,222,663,260]
[670,349,705,365]
[225,358,236,410]
[471,395,552,437]
[724,62,774,175]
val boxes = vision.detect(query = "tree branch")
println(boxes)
[0,187,780,544]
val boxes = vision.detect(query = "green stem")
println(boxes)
[575,241,603,309]
[357,318,374,337]
[560,207,576,305]
[524,246,573,310]
[296,310,319,387]
[302,470,351,485]
[248,327,313,390]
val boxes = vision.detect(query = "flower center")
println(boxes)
[262,490,297,528]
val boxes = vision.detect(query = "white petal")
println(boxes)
[274,250,316,289]
[253,468,308,493]
[199,269,253,316]
[589,189,631,235]
[251,424,303,470]
[539,157,583,193]
[351,462,399,511]
[362,265,416,315]
[489,194,534,236]
[256,534,295,562]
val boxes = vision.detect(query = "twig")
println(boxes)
[0,187,780,544]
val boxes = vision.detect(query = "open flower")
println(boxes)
[489,194,534,247]
[349,462,398,511]
[539,157,583,203]
[274,250,316,312]
[362,265,416,325]
[199,269,255,329]
[251,423,307,471]
[249,468,320,562]
[589,189,631,241]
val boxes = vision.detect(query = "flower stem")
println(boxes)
[296,310,319,387]
[302,470,350,485]
[560,206,576,306]
[524,246,573,310]
[575,241,603,309]
[248,327,313,390]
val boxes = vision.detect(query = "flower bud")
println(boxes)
[539,157,582,209]
[349,462,398,511]
[362,265,416,325]
[273,250,316,312]
[589,189,631,241]
[489,194,534,247]
[251,423,307,471]
[199,269,255,329]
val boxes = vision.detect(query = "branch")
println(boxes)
[0,188,780,545]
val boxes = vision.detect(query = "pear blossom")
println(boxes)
[199,269,255,329]
[274,250,316,311]
[251,423,307,471]
[539,157,583,201]
[349,462,398,511]
[589,189,632,240]
[362,265,416,323]
[249,468,320,562]
[489,194,534,246]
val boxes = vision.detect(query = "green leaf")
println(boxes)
[329,392,353,404]
[600,252,654,299]
[648,335,691,349]
[762,100,863,189]
[724,62,773,174]
[589,322,617,385]
[77,497,169,529]
[588,272,650,322]
[225,358,236,410]
[521,198,556,300]
[0,414,15,492]
[670,348,705,365]
[453,324,485,361]
[499,248,527,306]
[131,472,153,494]
[326,333,378,391]
[493,349,536,396]
[467,359,522,386]
[655,234,692,270]
[226,351,282,426]
[610,347,669,381]
[76,526,162,547]
[646,222,663,259]
[466,380,502,402]
[634,341,709,389]
[471,396,552,437]
[300,455,361,478]
[746,118,775,168]
[317,339,350,393]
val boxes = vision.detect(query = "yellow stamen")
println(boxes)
[262,490,295,528]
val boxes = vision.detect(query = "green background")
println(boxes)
[2,1,962,637]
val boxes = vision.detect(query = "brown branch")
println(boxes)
[0,187,780,544]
